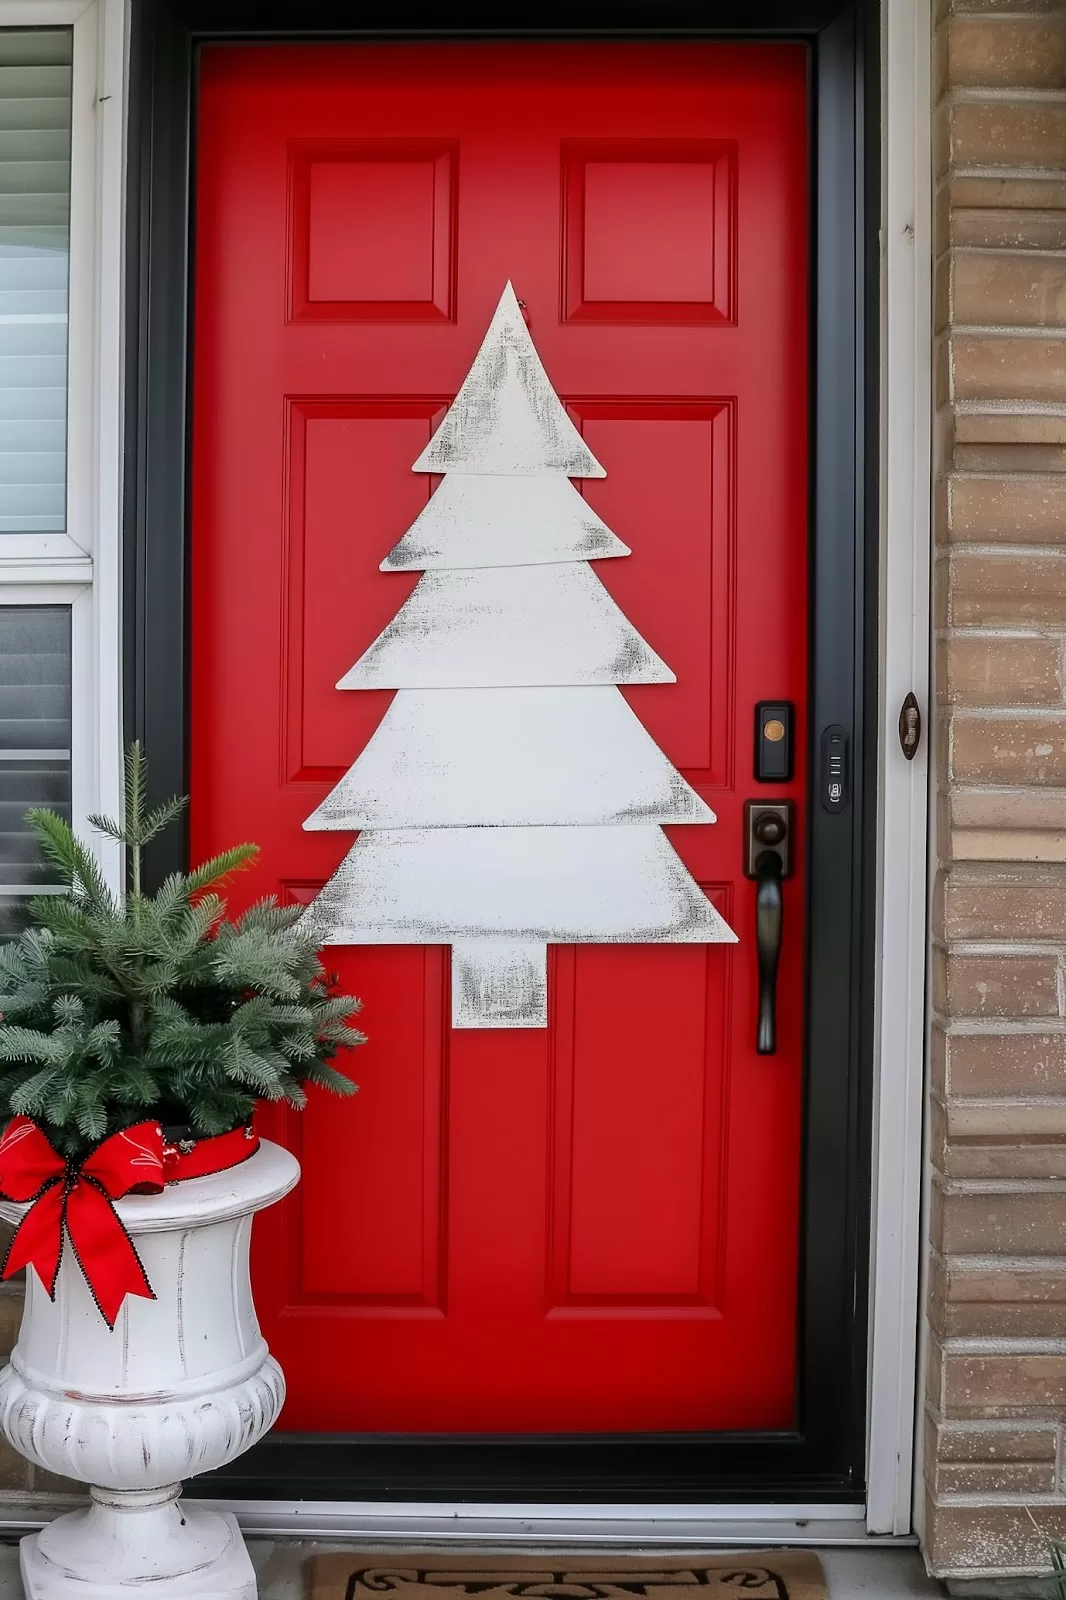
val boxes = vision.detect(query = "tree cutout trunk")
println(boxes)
[302,281,737,1029]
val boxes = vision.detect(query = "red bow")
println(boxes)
[0,1117,164,1328]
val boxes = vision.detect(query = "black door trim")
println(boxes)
[124,0,878,1504]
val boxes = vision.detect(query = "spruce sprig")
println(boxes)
[0,743,362,1157]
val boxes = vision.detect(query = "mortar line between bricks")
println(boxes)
[952,166,1066,183]
[938,1174,1066,1190]
[941,1024,1066,1036]
[940,627,1066,638]
[946,87,1066,103]
[931,1418,1063,1434]
[943,1254,1066,1271]
[944,471,1066,482]
[942,939,1066,952]
[937,1335,1066,1351]
[948,541,1066,555]
[943,1095,1066,1108]
[950,246,1066,260]
[949,706,1066,720]
[950,784,1066,798]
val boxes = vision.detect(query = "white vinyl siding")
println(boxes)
[0,28,70,534]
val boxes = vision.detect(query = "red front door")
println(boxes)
[191,42,808,1433]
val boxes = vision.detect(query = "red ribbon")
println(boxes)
[0,1117,260,1328]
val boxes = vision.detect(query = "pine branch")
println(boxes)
[0,743,364,1159]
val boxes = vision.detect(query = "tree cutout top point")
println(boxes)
[411,282,605,479]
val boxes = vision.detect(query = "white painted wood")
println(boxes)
[304,688,715,830]
[340,564,675,689]
[382,474,629,570]
[413,284,604,478]
[302,825,737,947]
[867,0,932,1540]
[0,1141,299,1596]
[452,940,548,1028]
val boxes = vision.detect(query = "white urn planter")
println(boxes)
[0,1137,299,1599]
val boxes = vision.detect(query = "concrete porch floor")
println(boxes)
[0,1538,947,1597]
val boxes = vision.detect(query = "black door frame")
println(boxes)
[124,0,879,1505]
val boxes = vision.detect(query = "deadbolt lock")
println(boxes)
[744,801,793,879]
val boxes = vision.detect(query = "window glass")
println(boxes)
[0,605,71,936]
[0,30,72,534]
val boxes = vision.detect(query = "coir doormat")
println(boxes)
[308,1550,828,1600]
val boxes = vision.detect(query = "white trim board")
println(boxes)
[865,0,932,1540]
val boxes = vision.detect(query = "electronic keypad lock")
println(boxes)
[744,802,794,1056]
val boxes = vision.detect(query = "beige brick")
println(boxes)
[931,1255,1066,1338]
[935,1423,1058,1464]
[943,1350,1066,1416]
[954,442,1066,474]
[932,1024,949,1096]
[949,474,1066,543]
[953,208,1066,250]
[949,1030,1066,1095]
[933,1097,1066,1179]
[947,17,1066,92]
[948,102,1066,174]
[949,826,1066,863]
[924,1501,1066,1579]
[950,175,1066,213]
[944,867,1066,938]
[952,335,1066,405]
[951,552,1066,625]
[954,251,1066,329]
[946,634,1062,703]
[953,714,1066,783]
[938,1458,1056,1494]
[936,1185,1066,1255]
[952,788,1066,829]
[955,411,1066,447]
[946,950,1059,1015]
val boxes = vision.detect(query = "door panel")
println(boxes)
[192,41,808,1434]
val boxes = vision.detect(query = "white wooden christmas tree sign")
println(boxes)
[302,282,737,1029]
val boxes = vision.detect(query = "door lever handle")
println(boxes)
[754,849,783,1055]
[744,802,793,1057]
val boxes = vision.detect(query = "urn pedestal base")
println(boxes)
[20,1485,255,1599]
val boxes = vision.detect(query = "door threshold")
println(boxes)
[0,1498,917,1548]
[193,1501,913,1548]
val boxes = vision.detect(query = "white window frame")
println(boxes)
[0,0,127,887]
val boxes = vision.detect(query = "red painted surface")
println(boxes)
[191,43,809,1433]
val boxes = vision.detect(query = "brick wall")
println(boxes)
[929,0,1066,1582]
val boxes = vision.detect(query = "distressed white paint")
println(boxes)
[383,473,629,570]
[452,940,549,1028]
[302,826,736,947]
[305,687,715,830]
[0,1142,300,1597]
[412,283,605,478]
[307,279,735,1027]
[340,563,675,690]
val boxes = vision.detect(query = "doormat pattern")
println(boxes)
[308,1551,828,1600]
